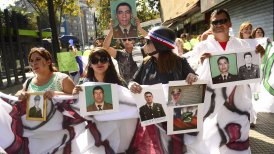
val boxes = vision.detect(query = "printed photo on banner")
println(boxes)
[167,104,203,135]
[168,80,207,106]
[133,84,167,126]
[209,50,261,89]
[256,37,270,49]
[167,81,206,134]
[26,92,47,121]
[78,82,119,116]
[110,0,137,39]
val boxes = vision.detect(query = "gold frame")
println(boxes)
[26,92,47,121]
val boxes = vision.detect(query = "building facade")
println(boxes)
[62,0,96,48]
[161,0,274,39]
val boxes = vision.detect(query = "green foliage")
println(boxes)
[136,0,160,22]
[18,0,81,30]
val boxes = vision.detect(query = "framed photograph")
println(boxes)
[133,84,167,126]
[166,80,206,135]
[110,0,138,39]
[79,82,119,116]
[209,50,261,89]
[168,80,207,106]
[167,104,203,135]
[26,92,47,121]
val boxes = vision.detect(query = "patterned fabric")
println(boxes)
[0,92,116,154]
[26,72,68,92]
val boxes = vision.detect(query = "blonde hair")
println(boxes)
[238,21,253,39]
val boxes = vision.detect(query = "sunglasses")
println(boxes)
[91,57,109,64]
[122,38,132,42]
[211,19,228,26]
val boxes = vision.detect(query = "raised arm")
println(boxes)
[135,17,148,37]
[103,20,117,58]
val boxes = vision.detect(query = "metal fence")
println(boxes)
[0,9,50,89]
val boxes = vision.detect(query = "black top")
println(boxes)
[132,56,195,85]
[116,50,138,84]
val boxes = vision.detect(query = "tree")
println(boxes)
[136,0,160,23]
[19,0,81,32]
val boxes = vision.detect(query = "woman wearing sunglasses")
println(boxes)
[128,26,198,153]
[73,48,126,87]
[72,48,139,153]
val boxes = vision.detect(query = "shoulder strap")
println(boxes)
[25,77,33,91]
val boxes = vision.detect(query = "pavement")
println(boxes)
[250,112,274,153]
[1,73,274,153]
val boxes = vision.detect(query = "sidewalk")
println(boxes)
[250,112,274,154]
[1,72,34,95]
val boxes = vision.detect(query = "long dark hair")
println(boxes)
[143,50,179,74]
[157,51,180,73]
[85,48,124,86]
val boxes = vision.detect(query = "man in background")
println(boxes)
[103,17,147,83]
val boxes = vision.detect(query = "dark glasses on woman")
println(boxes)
[122,38,132,42]
[91,57,109,64]
[211,19,228,26]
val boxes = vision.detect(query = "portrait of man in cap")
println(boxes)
[29,95,43,118]
[167,87,183,106]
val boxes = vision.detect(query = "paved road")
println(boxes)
[250,112,274,154]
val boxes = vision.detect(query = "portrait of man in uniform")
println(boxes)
[238,52,260,80]
[212,56,238,84]
[167,88,182,106]
[111,1,137,39]
[139,91,166,121]
[87,86,113,112]
[29,95,43,118]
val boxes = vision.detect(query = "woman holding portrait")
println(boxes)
[72,48,137,153]
[128,26,197,153]
[1,47,80,153]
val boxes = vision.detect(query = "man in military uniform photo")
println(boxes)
[113,2,137,39]
[212,56,238,84]
[87,86,113,112]
[29,95,43,118]
[238,52,260,80]
[139,91,166,121]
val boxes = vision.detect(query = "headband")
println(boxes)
[147,31,176,49]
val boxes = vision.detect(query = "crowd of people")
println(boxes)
[0,7,273,154]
